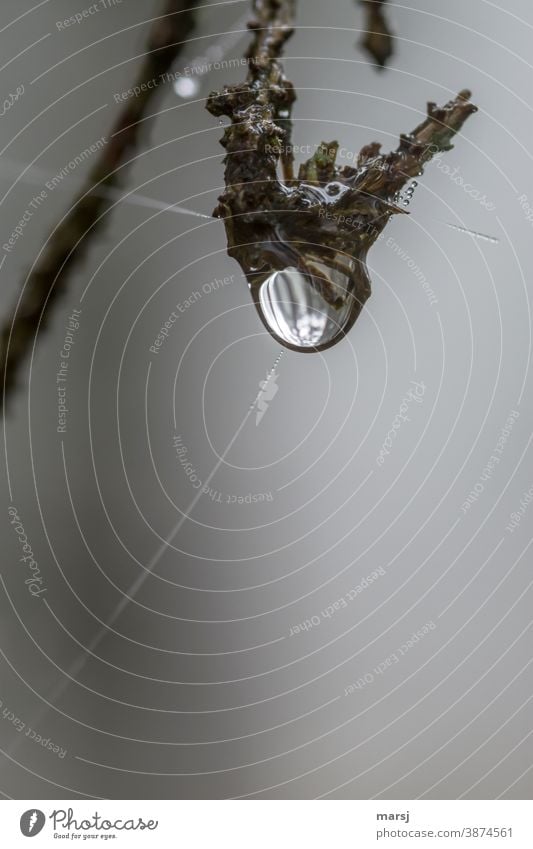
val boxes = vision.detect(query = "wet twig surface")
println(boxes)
[0,0,201,410]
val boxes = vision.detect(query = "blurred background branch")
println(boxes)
[0,0,201,411]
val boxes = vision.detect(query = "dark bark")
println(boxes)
[360,0,394,69]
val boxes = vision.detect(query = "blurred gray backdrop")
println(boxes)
[0,0,532,799]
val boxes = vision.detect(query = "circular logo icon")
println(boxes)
[20,810,46,837]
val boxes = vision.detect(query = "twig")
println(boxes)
[208,0,296,183]
[207,6,476,349]
[359,0,394,69]
[0,0,201,411]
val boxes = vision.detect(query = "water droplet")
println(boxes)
[253,263,362,352]
[174,77,200,99]
[326,182,342,196]
[399,180,418,206]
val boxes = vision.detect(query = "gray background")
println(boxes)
[0,0,532,799]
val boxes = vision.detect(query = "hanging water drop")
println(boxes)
[326,182,342,196]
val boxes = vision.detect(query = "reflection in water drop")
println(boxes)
[255,265,357,352]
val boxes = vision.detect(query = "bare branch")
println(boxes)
[1,0,201,411]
